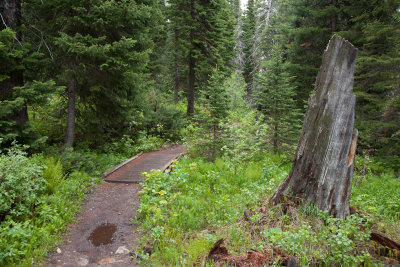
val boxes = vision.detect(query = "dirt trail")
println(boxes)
[45,145,185,267]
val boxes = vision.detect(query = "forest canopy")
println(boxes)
[0,0,398,170]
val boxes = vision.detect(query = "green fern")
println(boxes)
[43,158,65,194]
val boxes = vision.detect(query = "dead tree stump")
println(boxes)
[270,35,358,219]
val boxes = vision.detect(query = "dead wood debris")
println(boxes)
[350,206,400,260]
[208,238,300,267]
[370,232,400,253]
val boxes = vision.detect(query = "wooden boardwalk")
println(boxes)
[103,145,186,183]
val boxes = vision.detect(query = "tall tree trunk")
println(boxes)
[270,35,358,219]
[64,79,76,148]
[212,123,217,159]
[0,0,28,124]
[174,61,179,104]
[331,0,337,33]
[273,121,278,154]
[273,99,278,153]
[0,0,21,36]
[186,0,195,116]
[174,29,179,104]
[187,49,195,116]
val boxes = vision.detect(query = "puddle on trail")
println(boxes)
[88,223,117,246]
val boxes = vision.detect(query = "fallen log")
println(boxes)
[370,232,400,253]
[350,206,400,256]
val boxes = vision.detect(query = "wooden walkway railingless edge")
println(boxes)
[102,145,186,184]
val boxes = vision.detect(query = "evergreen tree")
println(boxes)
[255,45,301,153]
[168,0,235,116]
[228,0,246,71]
[282,0,340,110]
[224,70,246,109]
[242,0,256,95]
[252,0,275,77]
[268,0,400,166]
[242,0,275,98]
[26,0,163,147]
[195,67,230,159]
[339,0,400,165]
[0,1,57,149]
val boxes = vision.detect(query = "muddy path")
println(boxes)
[45,145,185,267]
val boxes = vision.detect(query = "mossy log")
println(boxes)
[270,35,358,219]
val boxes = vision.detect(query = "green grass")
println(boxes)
[352,172,400,221]
[136,155,287,265]
[137,155,400,266]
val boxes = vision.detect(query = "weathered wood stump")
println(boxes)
[270,35,358,219]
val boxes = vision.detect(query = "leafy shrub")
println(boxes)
[60,148,98,175]
[59,148,127,177]
[262,212,372,265]
[133,132,165,154]
[0,170,93,266]
[144,104,187,141]
[101,132,165,158]
[0,146,45,220]
[0,144,99,265]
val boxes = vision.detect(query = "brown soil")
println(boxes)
[44,145,185,267]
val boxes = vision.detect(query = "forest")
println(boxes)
[0,0,400,266]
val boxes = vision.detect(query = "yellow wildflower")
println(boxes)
[190,162,197,171]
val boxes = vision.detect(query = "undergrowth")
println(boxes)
[0,134,165,266]
[0,146,96,266]
[137,155,400,266]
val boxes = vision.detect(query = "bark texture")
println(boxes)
[186,0,195,116]
[187,49,195,116]
[0,0,21,32]
[173,29,179,104]
[64,79,76,148]
[270,35,358,219]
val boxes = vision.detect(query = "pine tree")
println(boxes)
[26,0,163,147]
[242,0,257,95]
[339,0,400,165]
[0,1,57,149]
[267,0,400,166]
[281,0,339,110]
[242,0,276,98]
[228,0,246,71]
[168,0,235,116]
[0,25,27,146]
[255,45,301,153]
[252,0,276,77]
[195,67,230,159]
